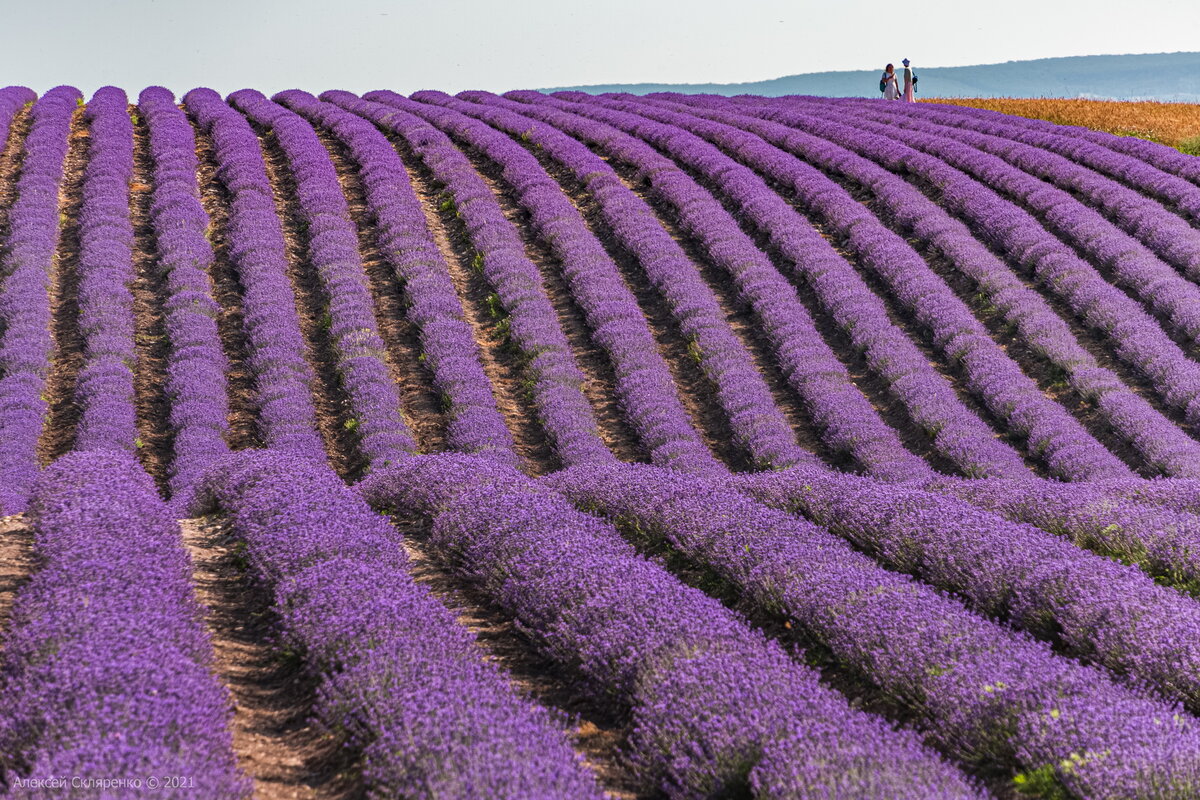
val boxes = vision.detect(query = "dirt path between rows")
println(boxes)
[256,130,365,480]
[392,514,645,799]
[189,121,261,452]
[0,516,35,654]
[458,143,646,464]
[129,105,175,490]
[38,109,87,465]
[182,516,358,800]
[609,160,827,468]
[384,128,560,475]
[313,125,448,456]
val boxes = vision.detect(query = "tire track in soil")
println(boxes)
[454,143,646,465]
[38,108,88,466]
[256,129,365,480]
[129,105,174,491]
[182,516,359,800]
[383,128,559,475]
[0,516,35,654]
[189,120,260,452]
[392,513,645,800]
[312,125,448,456]
[606,158,829,471]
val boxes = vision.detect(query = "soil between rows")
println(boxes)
[182,516,359,800]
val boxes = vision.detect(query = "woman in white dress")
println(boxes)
[881,63,901,100]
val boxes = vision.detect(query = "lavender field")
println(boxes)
[2,85,1200,799]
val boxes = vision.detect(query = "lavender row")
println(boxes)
[182,88,325,458]
[324,91,611,469]
[826,103,1200,359]
[272,91,517,466]
[919,475,1200,595]
[0,86,77,514]
[0,452,244,797]
[855,97,1200,236]
[736,99,1200,433]
[394,90,720,473]
[190,451,599,799]
[550,462,1200,799]
[360,454,980,798]
[656,93,1200,477]
[0,86,32,140]
[533,91,1050,478]
[71,86,138,453]
[137,87,232,503]
[461,89,925,477]
[228,90,416,470]
[735,464,1200,711]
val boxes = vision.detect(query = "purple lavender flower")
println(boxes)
[191,450,603,798]
[226,89,417,471]
[0,451,245,798]
[0,86,79,514]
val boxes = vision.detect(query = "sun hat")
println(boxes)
[902,58,910,66]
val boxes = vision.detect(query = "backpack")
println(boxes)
[879,77,887,93]
[912,71,918,92]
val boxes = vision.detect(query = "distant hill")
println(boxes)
[543,52,1200,101]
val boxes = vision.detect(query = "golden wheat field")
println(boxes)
[925,97,1200,152]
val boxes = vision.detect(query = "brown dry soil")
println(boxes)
[190,119,261,451]
[39,109,88,465]
[386,126,561,474]
[182,516,360,800]
[392,514,646,799]
[0,516,35,654]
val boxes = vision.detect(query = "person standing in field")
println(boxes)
[881,63,901,100]
[902,58,916,102]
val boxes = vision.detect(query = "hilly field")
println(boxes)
[3,87,1200,799]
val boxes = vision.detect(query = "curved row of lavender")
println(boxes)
[138,87,232,505]
[428,90,926,478]
[548,462,1200,799]
[182,88,327,458]
[419,89,825,473]
[373,90,721,473]
[0,452,245,798]
[360,454,982,798]
[189,450,603,799]
[0,86,76,514]
[544,92,1139,482]
[321,91,612,470]
[72,86,139,453]
[271,90,519,466]
[228,89,417,471]
[648,93,1200,477]
[732,465,1200,707]
[923,475,1200,592]
[734,98,1200,438]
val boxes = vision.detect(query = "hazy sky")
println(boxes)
[2,0,1197,96]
